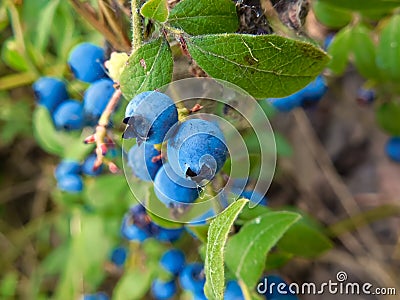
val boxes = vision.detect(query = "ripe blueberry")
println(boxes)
[356,88,375,105]
[82,292,109,300]
[123,91,178,144]
[150,223,184,242]
[110,246,127,267]
[160,249,185,275]
[82,154,103,176]
[167,119,228,184]
[224,280,244,300]
[55,160,81,180]
[153,163,199,207]
[179,263,205,293]
[127,142,162,181]
[300,75,328,105]
[151,279,177,300]
[120,218,150,242]
[83,79,115,125]
[57,174,83,193]
[68,43,106,83]
[267,93,303,112]
[32,77,69,112]
[53,100,84,130]
[385,137,400,162]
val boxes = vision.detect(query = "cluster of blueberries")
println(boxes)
[32,43,116,192]
[123,90,229,208]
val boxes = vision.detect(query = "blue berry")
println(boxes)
[224,281,244,300]
[357,88,375,105]
[127,142,162,181]
[82,154,103,176]
[123,91,178,144]
[53,100,84,130]
[167,119,228,184]
[259,275,298,300]
[32,77,69,112]
[160,249,185,275]
[300,75,328,105]
[120,218,150,242]
[68,43,106,83]
[151,223,184,242]
[128,205,151,228]
[385,137,400,162]
[239,190,268,206]
[55,160,81,180]
[153,163,199,207]
[82,292,109,300]
[83,79,115,124]
[179,263,205,293]
[267,93,303,112]
[193,290,208,300]
[57,174,83,193]
[110,246,127,267]
[151,279,177,300]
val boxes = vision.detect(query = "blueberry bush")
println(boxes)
[1,0,400,299]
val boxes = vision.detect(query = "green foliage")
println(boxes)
[225,211,301,289]
[318,0,400,12]
[1,38,29,71]
[204,199,248,300]
[376,102,400,135]
[120,38,173,100]
[313,1,352,29]
[140,0,169,23]
[187,34,329,98]
[327,27,351,75]
[168,0,239,35]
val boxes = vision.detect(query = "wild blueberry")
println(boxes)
[193,290,207,300]
[267,93,303,112]
[153,163,199,207]
[110,246,127,267]
[151,279,177,300]
[120,218,150,242]
[356,88,375,105]
[83,79,115,125]
[224,280,244,300]
[385,137,400,162]
[300,75,328,105]
[123,91,178,144]
[179,263,205,293]
[167,119,228,184]
[32,77,69,112]
[150,223,184,242]
[82,154,103,176]
[160,249,185,275]
[53,100,84,130]
[55,160,81,180]
[57,174,83,193]
[68,43,106,83]
[82,292,109,300]
[127,142,162,181]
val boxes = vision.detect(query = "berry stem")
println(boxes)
[131,0,143,51]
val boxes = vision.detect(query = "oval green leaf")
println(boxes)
[313,1,352,29]
[376,102,400,135]
[225,211,301,289]
[187,34,329,99]
[168,0,238,35]
[204,199,249,300]
[327,26,351,75]
[377,14,400,81]
[120,38,173,100]
[318,0,400,12]
[140,0,169,23]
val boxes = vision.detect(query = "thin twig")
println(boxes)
[131,0,143,51]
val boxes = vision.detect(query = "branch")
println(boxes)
[131,0,143,51]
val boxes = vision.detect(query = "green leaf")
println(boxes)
[140,0,169,23]
[376,102,400,135]
[318,0,400,12]
[327,26,351,75]
[351,24,379,80]
[277,219,332,258]
[120,38,173,100]
[264,252,293,271]
[204,199,249,300]
[36,0,60,52]
[313,1,352,29]
[0,272,18,297]
[32,107,93,160]
[377,14,400,81]
[1,38,29,71]
[187,34,329,99]
[113,267,155,300]
[168,0,238,35]
[225,211,301,289]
